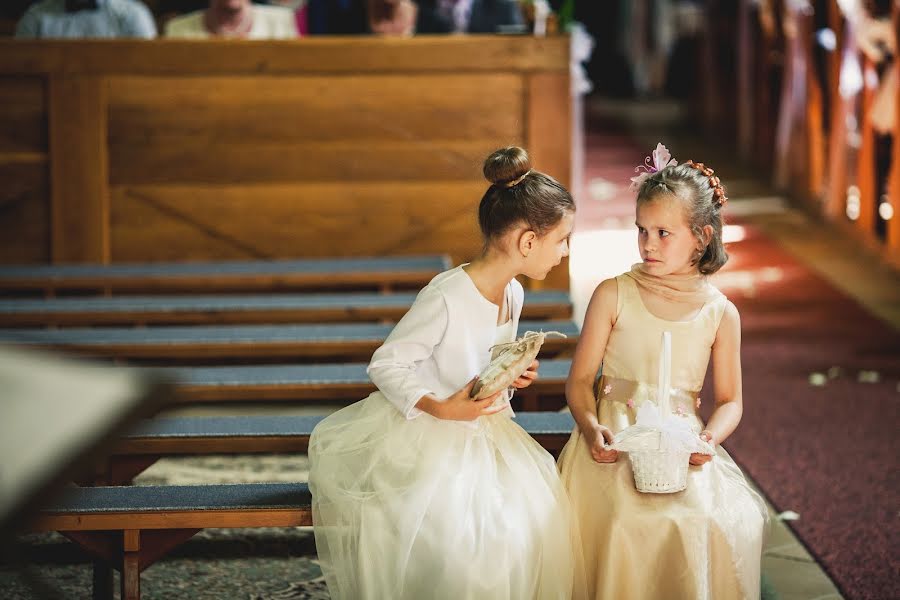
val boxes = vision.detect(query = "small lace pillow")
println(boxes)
[470,331,566,400]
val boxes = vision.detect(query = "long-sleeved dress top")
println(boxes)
[367,265,523,420]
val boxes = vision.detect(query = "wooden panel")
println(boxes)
[0,76,46,154]
[0,161,49,263]
[107,75,522,184]
[108,75,522,143]
[110,183,484,263]
[110,141,508,185]
[48,75,109,263]
[0,37,569,75]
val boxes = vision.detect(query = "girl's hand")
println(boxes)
[432,378,507,421]
[689,430,715,466]
[585,424,618,463]
[511,359,539,390]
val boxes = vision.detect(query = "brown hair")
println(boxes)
[635,162,729,275]
[478,146,574,241]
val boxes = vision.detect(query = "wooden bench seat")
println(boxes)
[0,255,451,296]
[0,290,572,327]
[166,359,572,409]
[0,319,579,362]
[102,412,576,485]
[36,411,577,599]
[31,482,312,600]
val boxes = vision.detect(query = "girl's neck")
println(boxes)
[669,264,703,278]
[463,254,517,306]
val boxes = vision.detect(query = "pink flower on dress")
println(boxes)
[675,404,686,416]
[626,398,635,409]
[603,384,612,395]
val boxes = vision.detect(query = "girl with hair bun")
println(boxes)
[309,146,585,599]
[558,144,767,600]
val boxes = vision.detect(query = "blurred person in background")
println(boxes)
[165,0,299,38]
[15,0,157,38]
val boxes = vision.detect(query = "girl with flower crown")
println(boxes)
[557,144,768,599]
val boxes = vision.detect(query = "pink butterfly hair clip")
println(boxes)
[629,142,677,190]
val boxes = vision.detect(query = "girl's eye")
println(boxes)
[637,227,646,234]
[659,230,670,237]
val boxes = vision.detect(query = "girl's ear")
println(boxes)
[698,225,713,249]
[518,230,537,258]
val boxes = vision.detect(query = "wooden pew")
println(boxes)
[0,319,579,363]
[737,0,786,169]
[30,482,312,600]
[37,412,576,599]
[773,0,827,203]
[0,290,572,327]
[166,359,572,411]
[0,37,572,290]
[98,412,576,485]
[823,0,899,266]
[0,255,451,296]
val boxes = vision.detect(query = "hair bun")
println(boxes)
[483,146,532,186]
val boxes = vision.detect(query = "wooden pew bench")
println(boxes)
[0,290,572,327]
[166,358,572,410]
[0,319,579,363]
[101,412,576,485]
[0,255,452,296]
[30,482,312,600]
[35,412,576,599]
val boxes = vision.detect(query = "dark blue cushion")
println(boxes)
[41,482,311,513]
[0,255,451,281]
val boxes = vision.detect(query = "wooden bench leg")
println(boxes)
[107,455,161,486]
[122,530,140,600]
[64,529,200,600]
[521,390,539,412]
[63,532,120,600]
[77,455,160,486]
[92,561,114,600]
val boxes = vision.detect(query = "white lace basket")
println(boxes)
[613,331,711,494]
[629,447,691,493]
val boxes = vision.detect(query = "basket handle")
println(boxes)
[656,331,672,415]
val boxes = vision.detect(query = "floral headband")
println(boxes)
[630,143,728,208]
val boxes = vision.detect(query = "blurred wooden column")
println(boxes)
[48,75,110,264]
[824,0,847,220]
[855,55,877,236]
[888,1,900,265]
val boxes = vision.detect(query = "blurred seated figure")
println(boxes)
[15,0,157,38]
[303,0,523,36]
[165,0,299,38]
[415,0,524,34]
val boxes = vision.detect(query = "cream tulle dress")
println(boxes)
[309,267,585,600]
[558,274,767,600]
